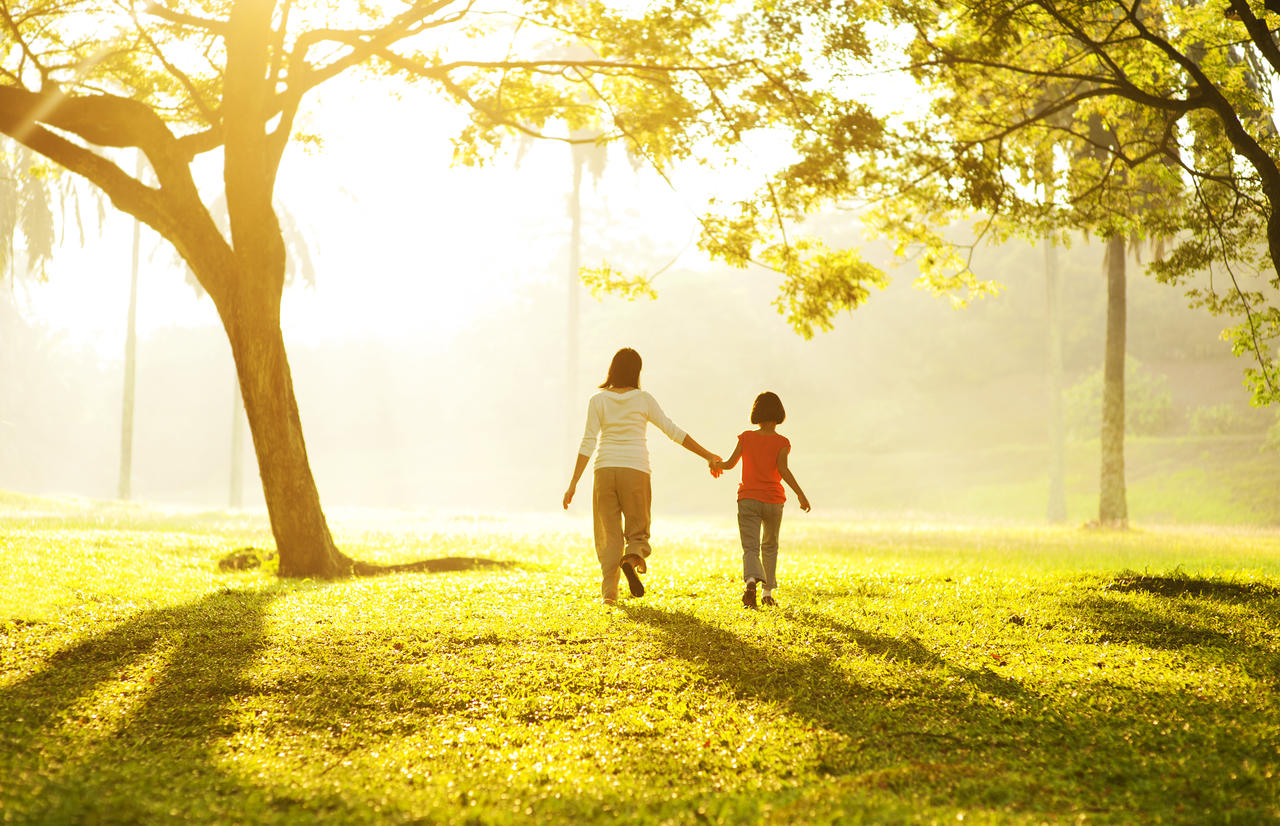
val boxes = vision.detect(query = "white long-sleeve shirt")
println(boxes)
[577,389,687,474]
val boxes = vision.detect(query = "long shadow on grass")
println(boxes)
[787,609,1026,700]
[621,604,1027,749]
[1074,574,1280,686]
[1105,572,1280,603]
[618,603,1280,820]
[0,587,378,823]
[1104,572,1280,628]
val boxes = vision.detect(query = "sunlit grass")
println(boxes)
[2,495,1277,824]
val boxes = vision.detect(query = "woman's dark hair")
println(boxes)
[750,391,785,425]
[600,347,642,389]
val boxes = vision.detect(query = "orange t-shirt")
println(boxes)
[736,430,790,504]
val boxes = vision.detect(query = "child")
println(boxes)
[713,391,810,609]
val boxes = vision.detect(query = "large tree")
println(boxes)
[0,0,870,576]
[690,1,1280,529]
[870,1,1276,524]
[706,0,1280,384]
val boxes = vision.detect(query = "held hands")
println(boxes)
[708,455,724,479]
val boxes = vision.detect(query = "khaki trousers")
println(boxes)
[593,467,652,601]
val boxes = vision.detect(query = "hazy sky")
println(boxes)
[22,74,770,359]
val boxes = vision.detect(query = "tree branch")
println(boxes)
[1226,0,1280,77]
[175,125,224,157]
[0,84,229,290]
[430,57,761,75]
[1119,2,1280,200]
[0,2,49,89]
[143,3,229,36]
[0,120,154,218]
[286,0,463,99]
[375,48,594,144]
[129,6,219,127]
[1191,172,1278,399]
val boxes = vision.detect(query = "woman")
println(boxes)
[562,348,720,603]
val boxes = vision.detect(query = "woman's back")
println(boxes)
[579,389,686,473]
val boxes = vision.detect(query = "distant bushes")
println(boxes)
[1064,360,1276,441]
[1268,415,1280,452]
[1189,403,1253,437]
[1065,357,1174,438]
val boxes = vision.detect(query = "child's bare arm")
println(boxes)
[717,441,744,470]
[777,447,811,512]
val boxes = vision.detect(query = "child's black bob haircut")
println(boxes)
[750,391,786,425]
[600,347,642,389]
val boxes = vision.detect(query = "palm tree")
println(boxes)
[2,142,140,500]
[564,129,608,453]
[0,145,56,283]
[118,152,144,501]
[1043,234,1067,522]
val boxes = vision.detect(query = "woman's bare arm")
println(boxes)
[681,434,722,469]
[563,453,591,509]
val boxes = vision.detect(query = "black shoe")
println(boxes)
[761,595,777,607]
[742,582,758,610]
[621,561,645,597]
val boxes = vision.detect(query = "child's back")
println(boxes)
[736,429,789,504]
[715,392,810,610]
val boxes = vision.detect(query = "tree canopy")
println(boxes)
[706,0,1280,403]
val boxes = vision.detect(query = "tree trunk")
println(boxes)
[229,376,245,509]
[566,144,584,456]
[218,288,350,577]
[1044,235,1067,523]
[1098,234,1128,526]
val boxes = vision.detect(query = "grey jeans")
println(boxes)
[738,498,784,589]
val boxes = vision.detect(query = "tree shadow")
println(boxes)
[1075,594,1236,649]
[1104,572,1280,604]
[1,587,384,822]
[1074,577,1280,686]
[617,603,1277,818]
[215,543,516,578]
[7,583,1275,823]
[352,556,515,575]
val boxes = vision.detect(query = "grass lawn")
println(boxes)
[1,494,1278,824]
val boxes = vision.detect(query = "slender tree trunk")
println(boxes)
[1044,235,1067,522]
[1099,234,1128,526]
[117,169,142,501]
[566,145,584,455]
[217,283,350,577]
[230,376,244,509]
